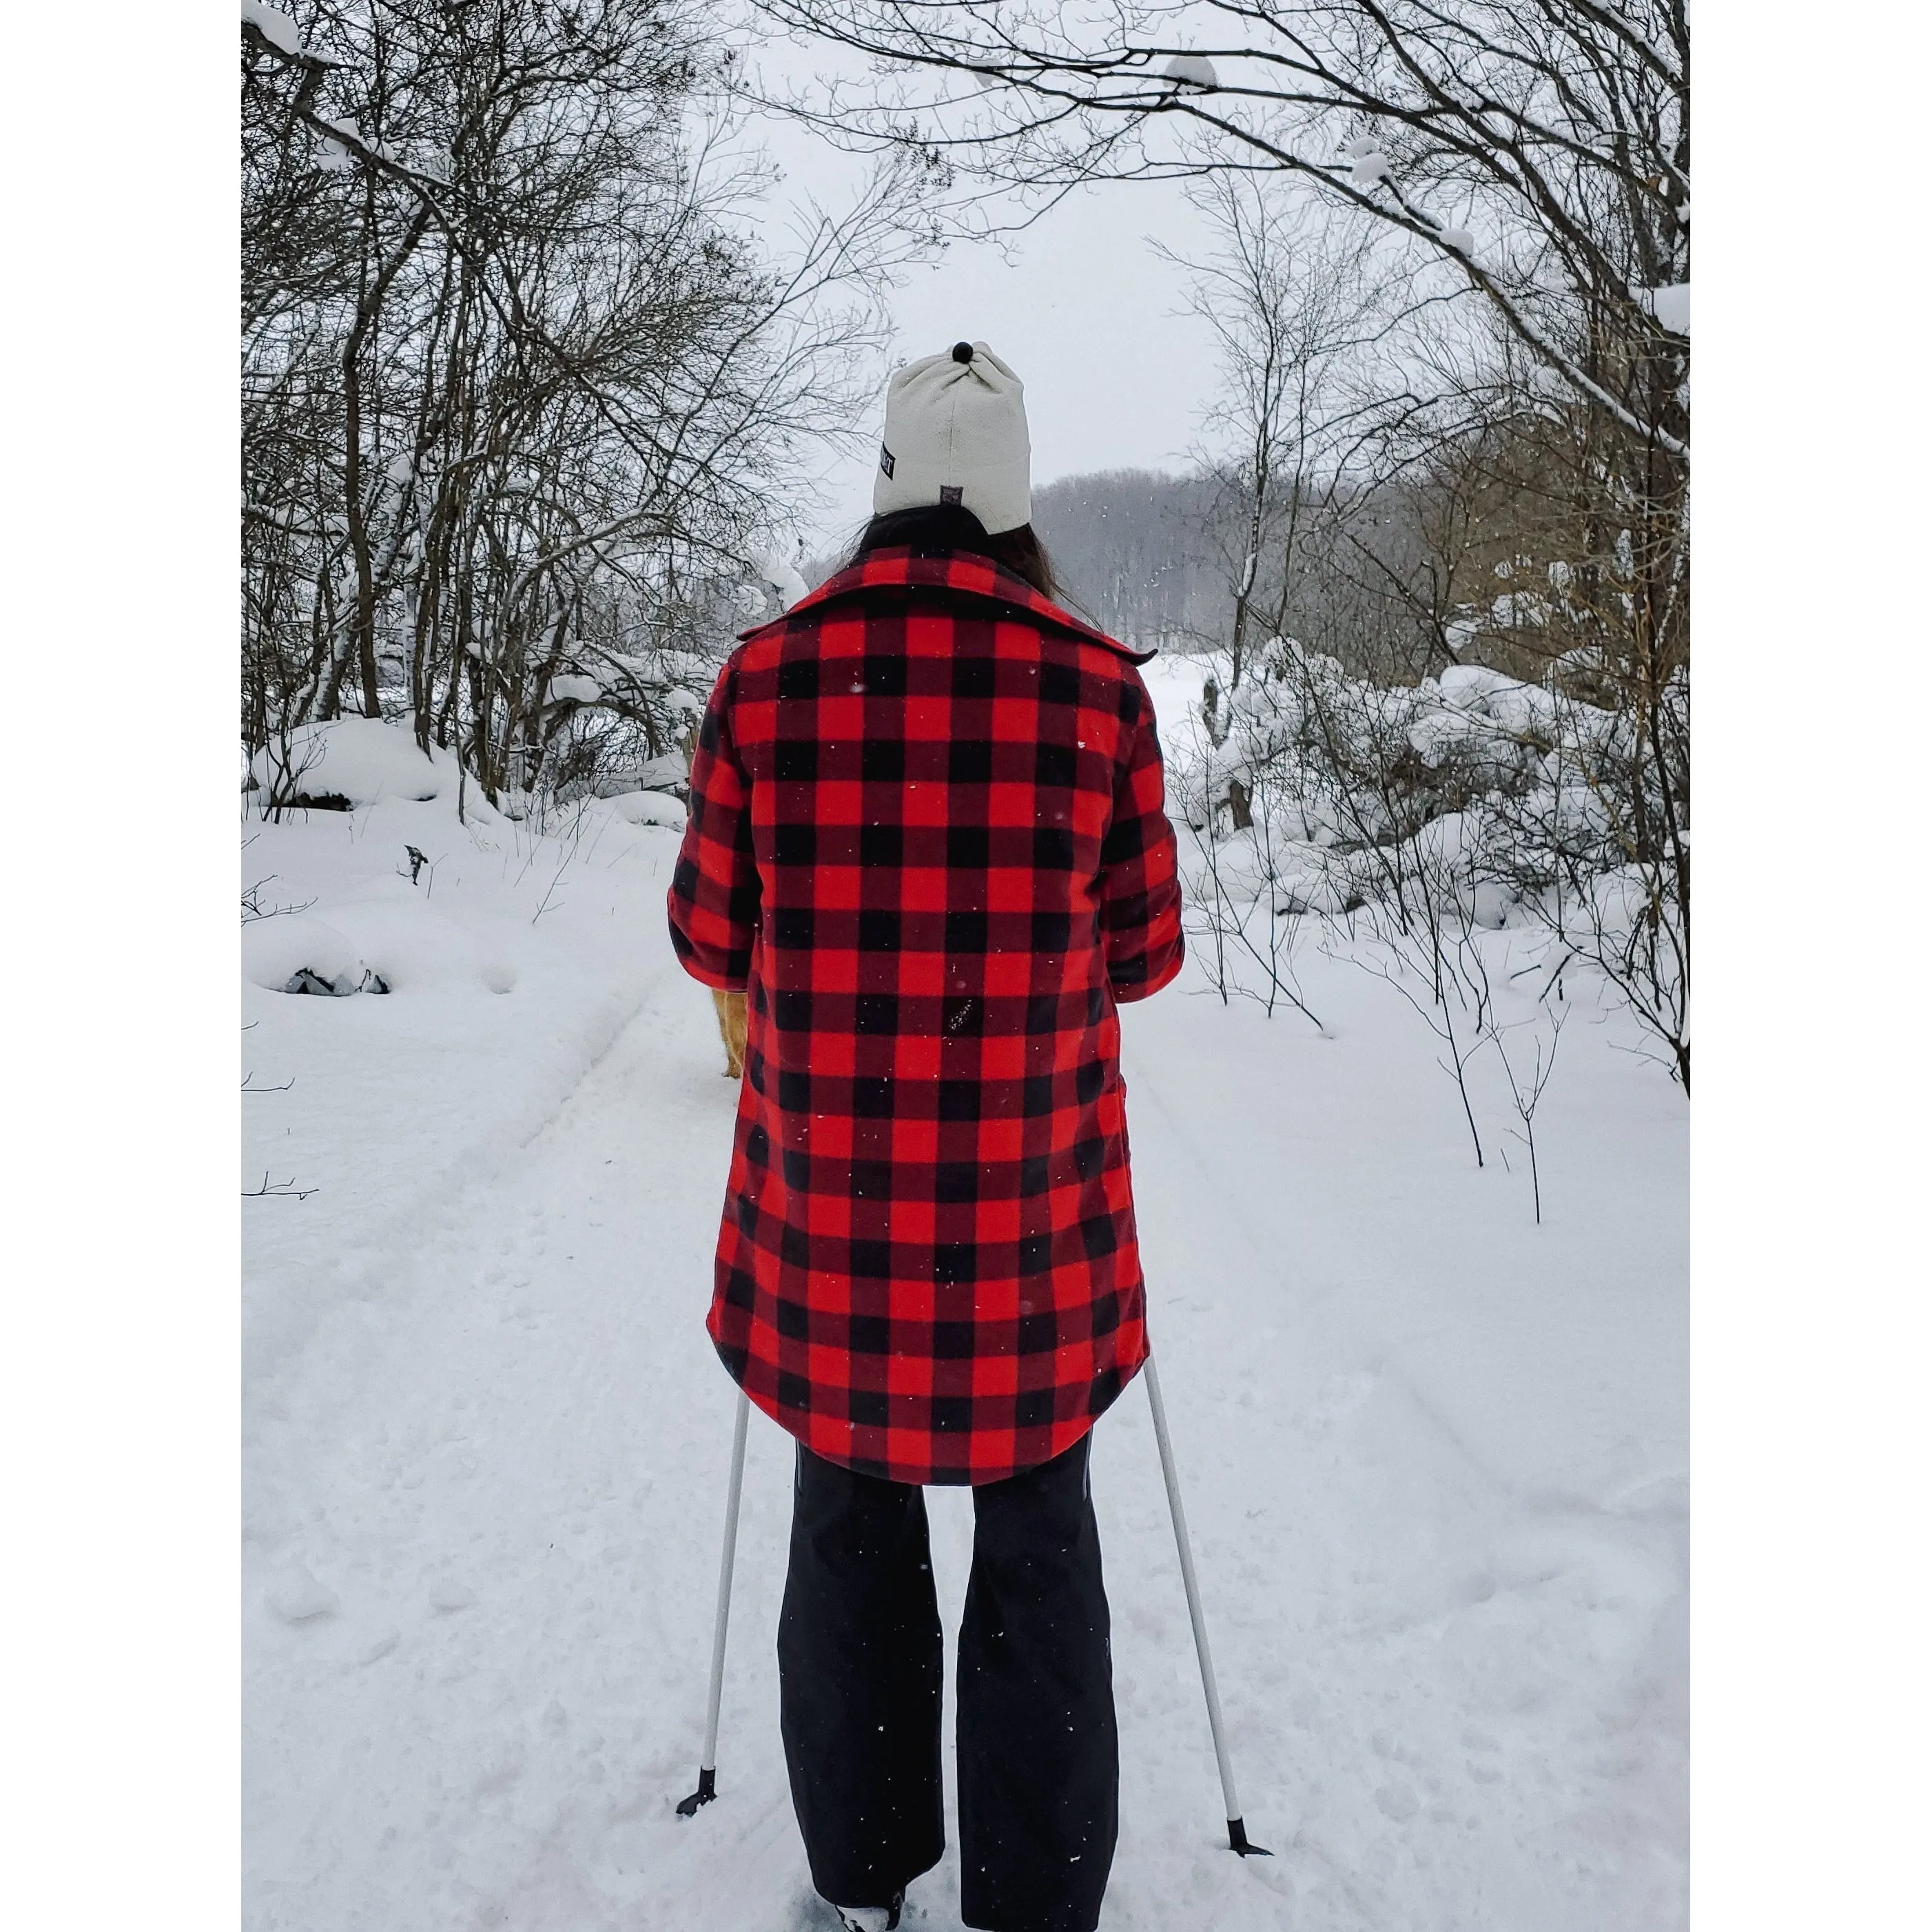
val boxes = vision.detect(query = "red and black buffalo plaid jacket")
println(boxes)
[667,546,1184,1484]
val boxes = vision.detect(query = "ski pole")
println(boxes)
[677,1388,752,1817]
[1144,1351,1271,1857]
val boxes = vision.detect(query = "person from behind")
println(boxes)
[668,339,1184,1932]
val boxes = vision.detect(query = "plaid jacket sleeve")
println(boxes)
[667,654,759,990]
[1098,677,1185,1001]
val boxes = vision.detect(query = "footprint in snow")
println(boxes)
[1375,1780,1420,1822]
[356,1626,400,1665]
[267,1565,339,1623]
[429,1577,477,1613]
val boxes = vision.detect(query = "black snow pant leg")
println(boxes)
[957,1434,1118,1932]
[778,1445,946,1910]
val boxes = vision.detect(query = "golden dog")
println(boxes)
[712,988,747,1079]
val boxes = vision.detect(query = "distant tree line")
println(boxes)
[1034,442,1613,696]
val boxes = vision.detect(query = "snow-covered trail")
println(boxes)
[245,908,1685,1931]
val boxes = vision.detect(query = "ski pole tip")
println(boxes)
[675,1767,717,1818]
[1227,1817,1271,1857]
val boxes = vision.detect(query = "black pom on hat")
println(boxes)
[951,341,974,364]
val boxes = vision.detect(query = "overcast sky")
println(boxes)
[743,32,1226,549]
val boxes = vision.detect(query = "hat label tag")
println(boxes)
[878,445,896,478]
[938,484,963,506]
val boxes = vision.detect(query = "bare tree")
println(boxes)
[1494,994,1567,1224]
[747,0,1687,448]
[243,0,931,809]
[1155,183,1409,689]
[748,0,1690,1085]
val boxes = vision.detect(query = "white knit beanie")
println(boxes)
[872,341,1031,535]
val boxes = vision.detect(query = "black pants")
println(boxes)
[777,1435,1118,1932]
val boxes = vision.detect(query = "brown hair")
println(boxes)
[847,503,1060,602]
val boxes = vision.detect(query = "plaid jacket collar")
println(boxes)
[741,547,1156,664]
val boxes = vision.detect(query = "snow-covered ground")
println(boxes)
[243,663,1687,1931]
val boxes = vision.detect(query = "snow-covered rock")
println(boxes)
[325,893,517,996]
[1407,706,1481,767]
[1469,879,1518,929]
[584,756,689,802]
[602,790,687,830]
[243,914,380,997]
[1428,666,1565,744]
[1437,664,1519,709]
[250,718,460,810]
[1481,679,1562,741]
[266,1564,339,1623]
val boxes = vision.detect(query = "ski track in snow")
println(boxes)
[245,692,1685,1931]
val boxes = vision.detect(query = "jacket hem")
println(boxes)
[712,1332,1150,1489]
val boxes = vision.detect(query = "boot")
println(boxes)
[832,1889,904,1931]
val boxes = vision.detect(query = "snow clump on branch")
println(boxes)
[1641,283,1690,335]
[1163,53,1219,90]
[240,1,310,60]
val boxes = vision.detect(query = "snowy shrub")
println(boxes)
[1167,632,1687,1090]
